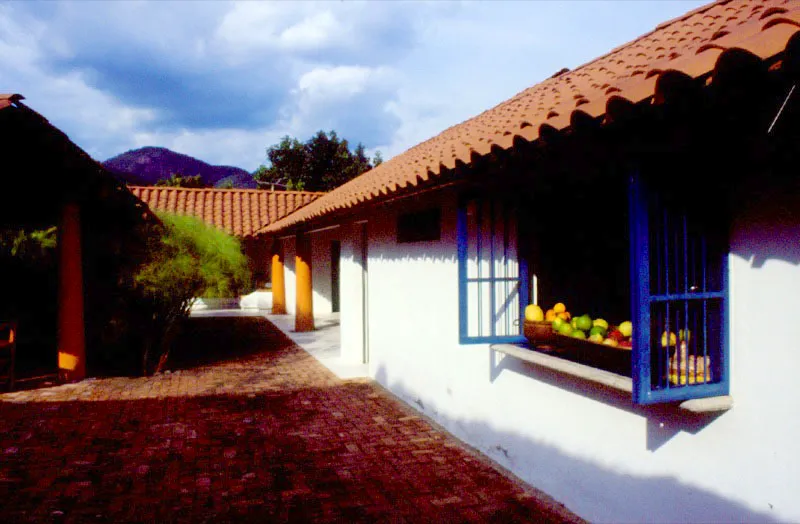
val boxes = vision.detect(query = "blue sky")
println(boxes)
[0,1,707,172]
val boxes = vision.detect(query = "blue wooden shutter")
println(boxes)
[458,197,529,344]
[630,174,730,404]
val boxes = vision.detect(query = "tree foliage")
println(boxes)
[134,213,251,374]
[0,226,57,266]
[155,173,207,188]
[253,131,382,192]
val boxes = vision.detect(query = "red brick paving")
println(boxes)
[0,316,582,523]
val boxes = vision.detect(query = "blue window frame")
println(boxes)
[458,197,529,344]
[630,174,730,404]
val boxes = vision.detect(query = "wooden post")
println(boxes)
[57,202,86,381]
[295,233,314,332]
[271,242,287,315]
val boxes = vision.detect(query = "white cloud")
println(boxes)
[297,66,382,99]
[0,4,156,159]
[214,3,349,56]
[279,11,342,52]
[1,0,709,173]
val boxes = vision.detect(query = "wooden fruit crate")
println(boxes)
[524,320,631,375]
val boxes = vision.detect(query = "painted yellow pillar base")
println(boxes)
[295,233,314,332]
[271,251,287,315]
[57,203,86,382]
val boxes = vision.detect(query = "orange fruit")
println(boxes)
[553,302,566,314]
[545,309,556,321]
[557,311,571,321]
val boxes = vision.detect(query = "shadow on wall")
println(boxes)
[731,174,800,268]
[488,350,726,452]
[374,364,780,523]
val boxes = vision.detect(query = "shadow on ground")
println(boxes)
[0,316,580,523]
[167,316,284,371]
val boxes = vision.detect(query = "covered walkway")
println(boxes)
[0,315,580,522]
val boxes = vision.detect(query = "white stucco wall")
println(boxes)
[282,237,297,316]
[354,186,800,523]
[310,228,340,316]
[340,222,368,365]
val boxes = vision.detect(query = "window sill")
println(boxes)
[491,343,633,393]
[490,344,733,413]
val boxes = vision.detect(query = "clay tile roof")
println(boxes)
[264,0,800,234]
[0,93,24,111]
[129,186,323,238]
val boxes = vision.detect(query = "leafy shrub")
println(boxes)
[0,226,59,375]
[134,213,251,373]
[0,226,57,265]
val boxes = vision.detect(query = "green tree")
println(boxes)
[254,136,306,189]
[134,213,251,374]
[155,173,207,188]
[253,131,382,192]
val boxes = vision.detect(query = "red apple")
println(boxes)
[608,329,624,342]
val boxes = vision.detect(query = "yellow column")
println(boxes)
[271,243,287,315]
[57,202,86,381]
[295,233,314,332]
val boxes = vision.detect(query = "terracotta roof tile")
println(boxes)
[263,0,800,234]
[129,186,322,238]
[0,93,24,111]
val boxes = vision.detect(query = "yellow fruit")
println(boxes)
[592,318,609,330]
[545,309,556,321]
[618,321,632,337]
[661,331,677,347]
[553,302,566,314]
[557,311,571,321]
[602,338,619,347]
[525,304,544,322]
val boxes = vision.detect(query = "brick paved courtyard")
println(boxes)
[0,316,581,523]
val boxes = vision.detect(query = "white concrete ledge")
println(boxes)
[491,343,633,393]
[491,344,734,414]
[679,395,734,413]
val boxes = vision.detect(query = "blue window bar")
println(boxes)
[458,197,529,344]
[630,174,730,404]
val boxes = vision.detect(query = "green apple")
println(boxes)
[588,333,604,343]
[575,314,593,332]
[557,323,573,337]
[589,325,607,338]
[571,329,586,339]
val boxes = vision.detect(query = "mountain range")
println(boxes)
[103,147,257,189]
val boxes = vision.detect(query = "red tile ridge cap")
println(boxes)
[555,0,728,83]
[654,0,730,31]
[127,185,326,197]
[0,93,25,111]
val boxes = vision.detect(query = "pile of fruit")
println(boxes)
[525,303,633,349]
[663,330,713,385]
